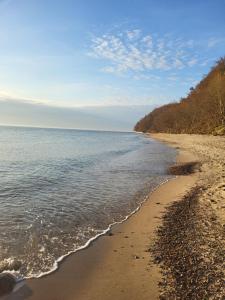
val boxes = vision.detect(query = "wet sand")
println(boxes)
[6,133,225,300]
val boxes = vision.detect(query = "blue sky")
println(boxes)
[0,0,224,129]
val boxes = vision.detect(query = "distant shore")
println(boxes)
[6,133,225,300]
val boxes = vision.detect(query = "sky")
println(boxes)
[0,0,225,130]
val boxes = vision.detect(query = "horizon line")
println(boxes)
[0,123,135,134]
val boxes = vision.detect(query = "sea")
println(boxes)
[0,126,176,279]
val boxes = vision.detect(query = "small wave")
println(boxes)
[0,257,24,282]
[22,177,174,280]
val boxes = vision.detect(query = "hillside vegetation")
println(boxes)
[134,58,225,135]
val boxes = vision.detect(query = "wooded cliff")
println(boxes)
[134,58,225,135]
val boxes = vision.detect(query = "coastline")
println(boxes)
[5,133,224,299]
[5,134,199,300]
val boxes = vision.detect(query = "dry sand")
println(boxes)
[4,134,225,300]
[151,133,225,225]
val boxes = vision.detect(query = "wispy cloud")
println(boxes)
[0,91,58,107]
[168,76,179,81]
[207,37,225,48]
[89,29,205,76]
[126,29,141,40]
[187,58,198,67]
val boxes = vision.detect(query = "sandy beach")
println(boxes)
[4,133,225,300]
[1,0,224,298]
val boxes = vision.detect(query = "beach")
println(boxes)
[1,0,224,298]
[4,133,225,299]
[150,134,225,299]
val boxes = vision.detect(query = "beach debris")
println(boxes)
[107,232,114,236]
[154,255,162,263]
[134,255,140,259]
[0,273,16,296]
[168,161,200,175]
[152,186,225,299]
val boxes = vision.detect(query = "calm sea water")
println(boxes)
[0,126,176,278]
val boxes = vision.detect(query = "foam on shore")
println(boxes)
[23,177,174,280]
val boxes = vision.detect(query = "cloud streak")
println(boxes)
[207,37,225,48]
[90,30,202,76]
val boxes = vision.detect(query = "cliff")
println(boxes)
[134,58,225,135]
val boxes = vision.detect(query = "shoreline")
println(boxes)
[23,177,172,280]
[4,134,199,300]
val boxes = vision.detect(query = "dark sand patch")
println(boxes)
[152,186,225,299]
[168,161,200,175]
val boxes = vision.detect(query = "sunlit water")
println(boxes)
[0,126,176,278]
